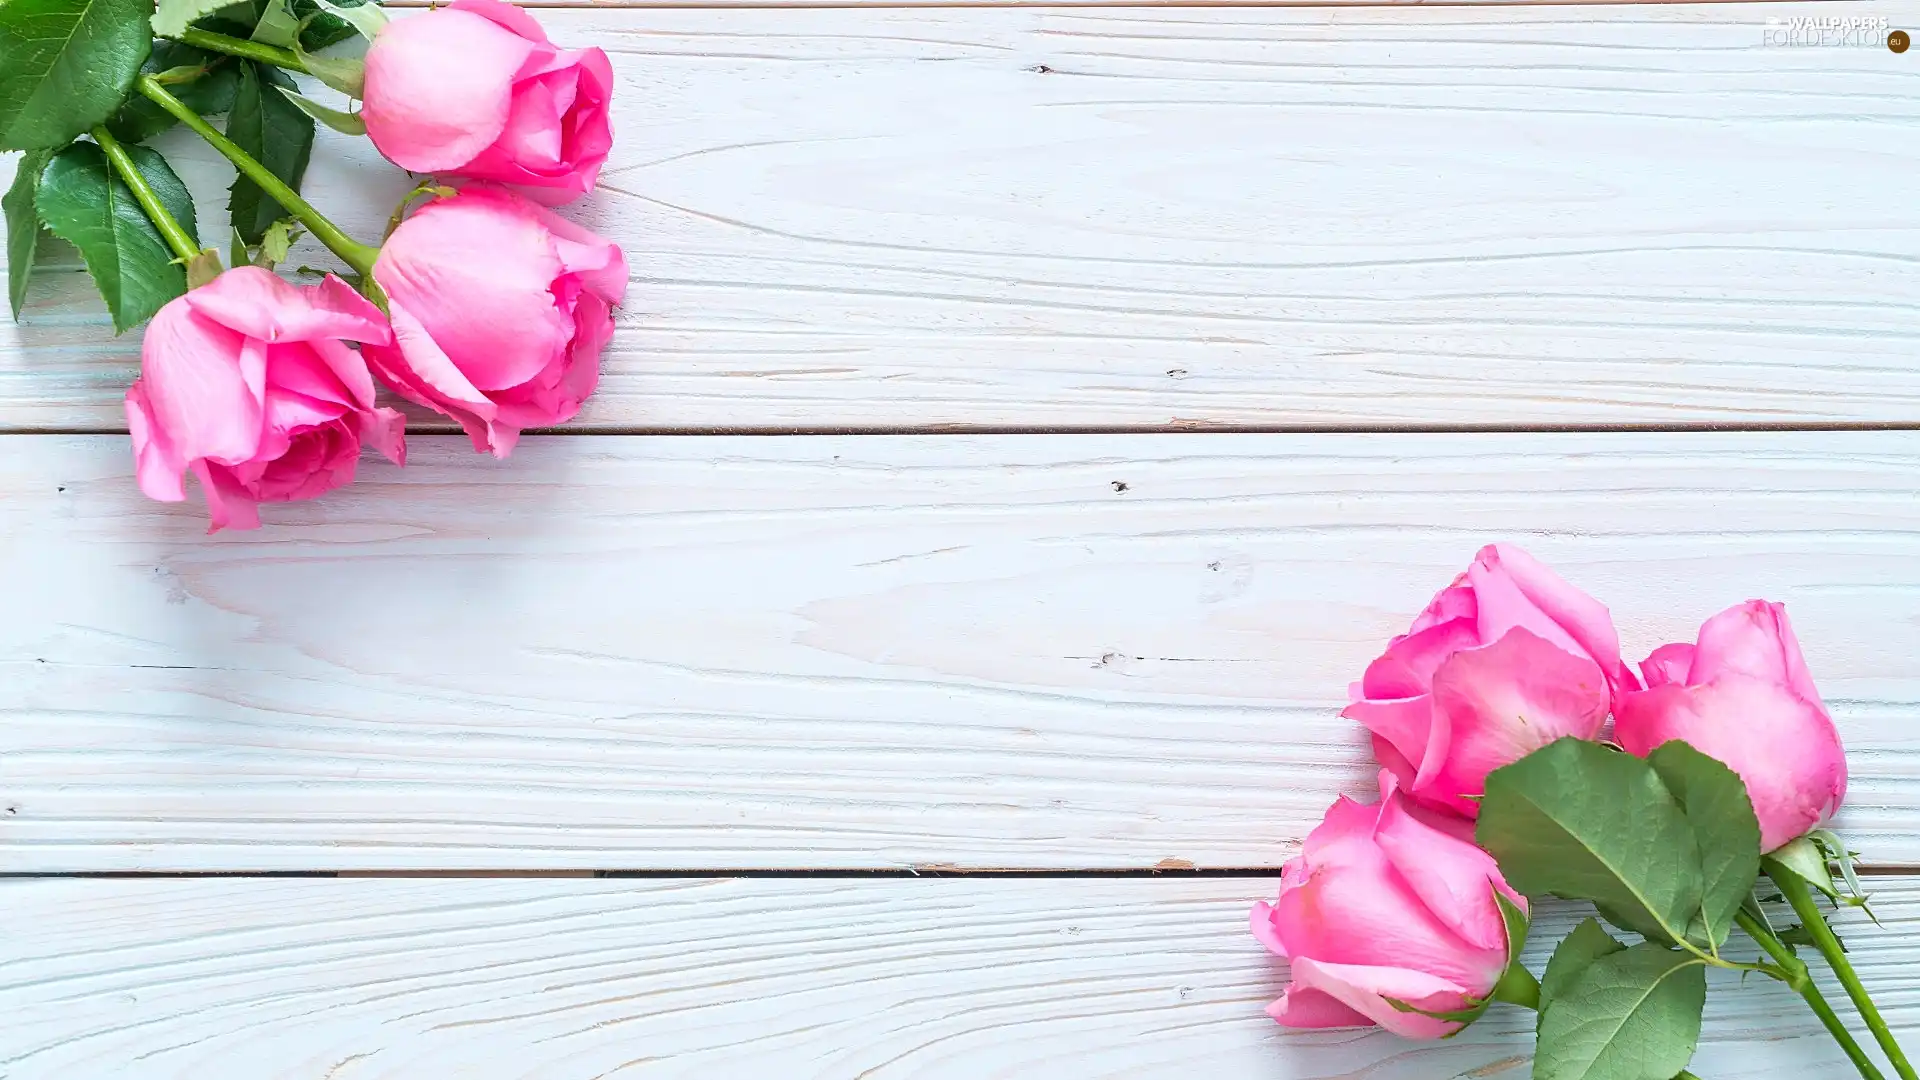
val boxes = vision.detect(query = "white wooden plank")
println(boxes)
[2,876,1915,1078]
[5,4,1918,431]
[5,431,1920,871]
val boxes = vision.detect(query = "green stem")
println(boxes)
[1737,907,1888,1080]
[135,75,379,278]
[166,27,309,74]
[1770,867,1917,1080]
[90,126,201,263]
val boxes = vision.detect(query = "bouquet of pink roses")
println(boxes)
[2,0,623,530]
[1254,545,1905,1080]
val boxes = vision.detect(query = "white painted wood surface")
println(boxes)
[7,431,1920,871]
[7,2,1920,1075]
[6,4,1919,431]
[2,876,1914,1079]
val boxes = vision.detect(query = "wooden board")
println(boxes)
[6,4,1920,432]
[2,875,1914,1079]
[7,431,1920,872]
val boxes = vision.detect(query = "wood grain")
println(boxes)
[5,4,1918,432]
[1,875,1914,1079]
[6,431,1920,871]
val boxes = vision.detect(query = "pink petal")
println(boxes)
[537,204,628,305]
[492,70,568,170]
[1283,957,1473,1040]
[374,191,571,393]
[1612,684,1692,757]
[364,9,535,172]
[185,268,389,347]
[1420,629,1610,815]
[1370,733,1419,796]
[1375,788,1517,953]
[125,380,186,503]
[1641,643,1696,688]
[1361,617,1479,700]
[1299,794,1386,864]
[308,339,384,413]
[449,0,551,43]
[362,319,504,457]
[1273,833,1500,991]
[1468,544,1640,696]
[361,407,407,466]
[1343,696,1439,793]
[262,387,349,448]
[266,342,357,410]
[1693,601,1825,710]
[1250,900,1289,958]
[139,295,263,468]
[193,460,261,533]
[1617,675,1846,852]
[1265,985,1372,1029]
[1407,577,1477,636]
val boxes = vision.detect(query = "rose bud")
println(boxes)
[360,185,627,457]
[1345,544,1638,817]
[1616,600,1846,852]
[1251,773,1527,1037]
[125,267,405,533]
[362,0,614,202]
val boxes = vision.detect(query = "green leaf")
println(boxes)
[226,61,314,244]
[1646,741,1762,950]
[1540,919,1627,1012]
[1534,943,1706,1080]
[281,0,382,54]
[132,143,199,246]
[254,216,302,266]
[33,141,190,331]
[0,0,152,149]
[283,87,364,132]
[1477,738,1704,946]
[250,0,301,48]
[6,147,53,318]
[1765,835,1837,900]
[1779,922,1846,952]
[1806,829,1877,916]
[105,43,242,142]
[152,0,238,36]
[294,8,357,51]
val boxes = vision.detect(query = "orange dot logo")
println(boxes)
[1892,29,1912,52]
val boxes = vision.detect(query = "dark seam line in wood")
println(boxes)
[6,865,1919,879]
[12,422,1920,437]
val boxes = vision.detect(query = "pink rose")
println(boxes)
[362,0,613,202]
[1616,601,1846,852]
[1251,773,1526,1038]
[361,185,627,457]
[1345,544,1638,817]
[125,267,404,533]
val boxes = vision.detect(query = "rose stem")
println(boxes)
[1736,907,1887,1080]
[90,126,201,264]
[163,28,309,74]
[1769,867,1917,1080]
[135,75,379,278]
